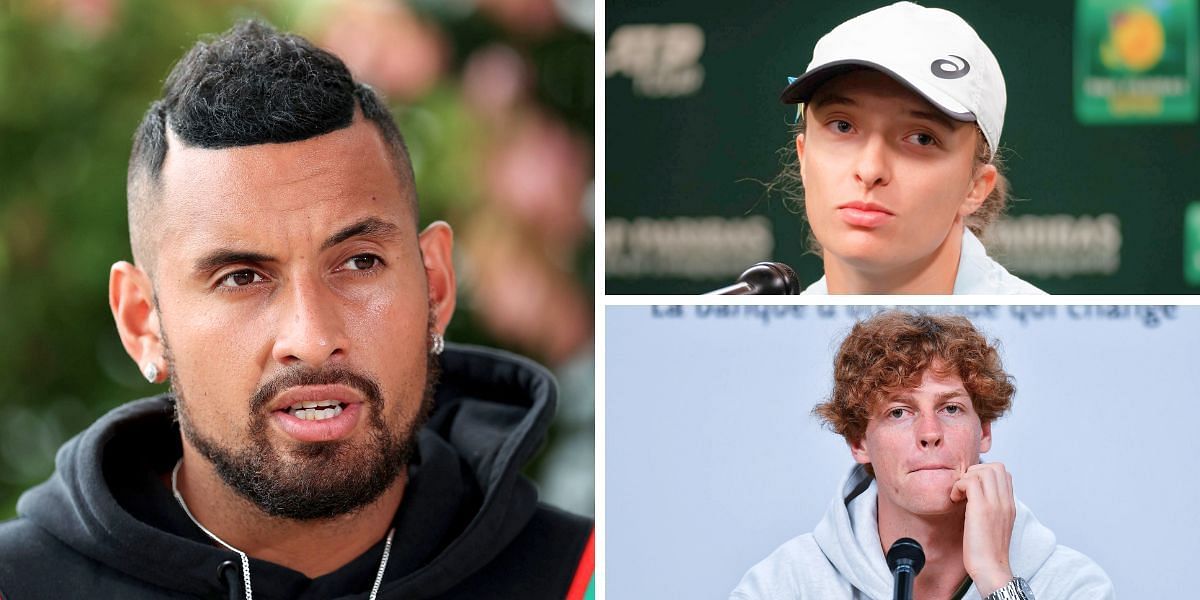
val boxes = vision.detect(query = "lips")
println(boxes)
[837,201,895,228]
[267,384,366,443]
[268,384,364,412]
[908,464,954,474]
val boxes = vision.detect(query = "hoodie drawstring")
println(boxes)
[217,559,246,600]
[172,460,392,600]
[174,460,253,597]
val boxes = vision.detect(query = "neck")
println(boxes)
[877,497,968,600]
[170,444,405,578]
[823,222,964,294]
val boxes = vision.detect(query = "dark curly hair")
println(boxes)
[813,311,1015,443]
[126,19,415,274]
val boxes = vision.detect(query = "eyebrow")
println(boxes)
[935,390,969,401]
[320,217,402,251]
[192,217,403,274]
[193,250,276,274]
[809,93,856,110]
[810,94,958,132]
[907,109,957,132]
[887,389,969,404]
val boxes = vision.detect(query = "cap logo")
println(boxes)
[930,55,970,80]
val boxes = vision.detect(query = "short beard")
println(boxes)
[166,319,441,521]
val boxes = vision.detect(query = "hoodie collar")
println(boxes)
[17,344,557,599]
[813,464,1059,600]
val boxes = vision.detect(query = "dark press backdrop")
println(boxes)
[605,0,1200,294]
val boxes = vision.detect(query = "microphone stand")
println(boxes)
[887,538,925,600]
[704,262,801,295]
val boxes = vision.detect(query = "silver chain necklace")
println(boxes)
[171,459,395,600]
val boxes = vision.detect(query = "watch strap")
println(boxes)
[984,576,1033,600]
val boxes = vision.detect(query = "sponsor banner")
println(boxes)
[1074,0,1199,124]
[606,216,773,278]
[988,213,1122,278]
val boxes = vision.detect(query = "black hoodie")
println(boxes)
[0,345,593,600]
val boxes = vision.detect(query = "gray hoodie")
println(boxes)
[731,465,1113,599]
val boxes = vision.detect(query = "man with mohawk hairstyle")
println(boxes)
[0,20,593,600]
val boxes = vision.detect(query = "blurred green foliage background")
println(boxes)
[0,0,594,519]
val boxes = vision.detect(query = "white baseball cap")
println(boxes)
[780,1,1006,157]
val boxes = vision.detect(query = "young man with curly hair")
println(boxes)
[731,311,1111,599]
[779,3,1045,294]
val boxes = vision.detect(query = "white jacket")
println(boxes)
[730,465,1113,599]
[802,229,1046,295]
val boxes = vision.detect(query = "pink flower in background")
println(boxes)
[463,44,533,121]
[318,0,449,102]
[477,0,561,37]
[483,113,591,249]
[34,0,118,38]
[463,217,592,366]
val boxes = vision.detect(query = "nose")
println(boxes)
[853,134,891,190]
[915,412,943,449]
[271,276,349,368]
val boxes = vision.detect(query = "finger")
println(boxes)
[978,465,1001,506]
[1004,471,1015,518]
[986,465,1014,513]
[952,468,980,502]
[950,477,968,502]
[969,464,1006,506]
[973,466,1016,524]
[966,462,1002,478]
[959,473,985,505]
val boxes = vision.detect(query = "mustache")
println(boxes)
[249,365,384,413]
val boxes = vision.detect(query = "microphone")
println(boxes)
[887,538,925,600]
[705,262,801,295]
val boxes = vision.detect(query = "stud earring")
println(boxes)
[431,333,444,356]
[143,362,160,383]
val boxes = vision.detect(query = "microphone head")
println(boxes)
[736,262,801,295]
[886,538,925,575]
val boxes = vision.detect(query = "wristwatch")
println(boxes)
[984,576,1034,600]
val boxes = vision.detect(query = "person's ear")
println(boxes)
[109,261,166,383]
[979,419,993,454]
[795,132,807,182]
[960,162,996,217]
[418,221,456,334]
[849,435,871,465]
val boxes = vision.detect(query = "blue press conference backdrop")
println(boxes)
[605,0,1200,293]
[606,305,1199,598]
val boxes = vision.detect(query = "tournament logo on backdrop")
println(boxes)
[606,23,706,98]
[1186,202,1200,285]
[1074,0,1198,123]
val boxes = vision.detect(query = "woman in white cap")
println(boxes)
[780,2,1045,294]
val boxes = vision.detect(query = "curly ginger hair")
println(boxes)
[814,311,1015,443]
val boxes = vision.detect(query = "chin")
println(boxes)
[899,486,957,516]
[820,227,893,258]
[828,245,901,274]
